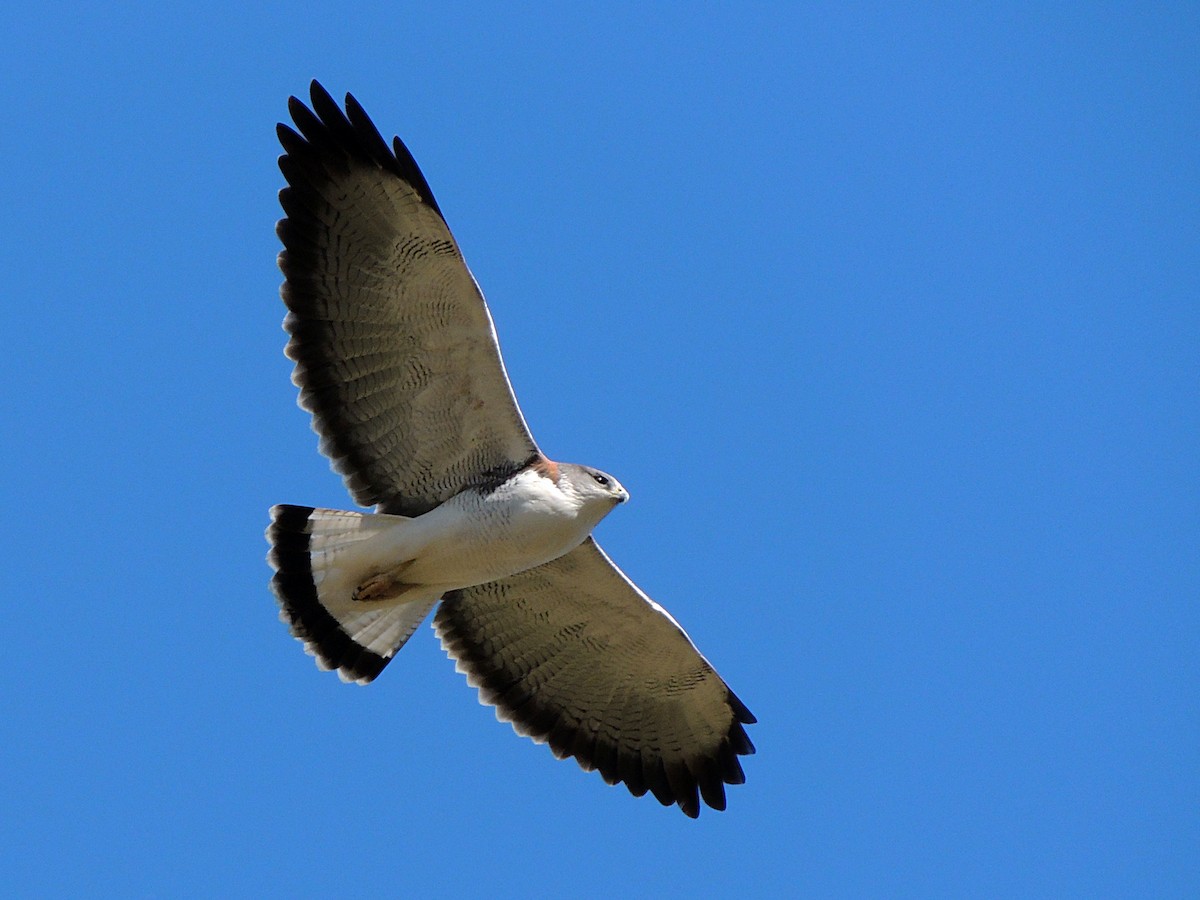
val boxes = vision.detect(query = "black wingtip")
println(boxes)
[309,78,334,105]
[277,81,445,220]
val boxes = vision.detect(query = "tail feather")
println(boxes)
[266,504,439,684]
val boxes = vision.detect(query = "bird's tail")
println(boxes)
[266,504,439,684]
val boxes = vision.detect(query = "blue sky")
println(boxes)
[2,3,1196,897]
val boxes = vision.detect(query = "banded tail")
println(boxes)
[266,504,439,684]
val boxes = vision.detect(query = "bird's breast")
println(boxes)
[402,469,593,588]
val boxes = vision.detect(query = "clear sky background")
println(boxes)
[2,4,1196,897]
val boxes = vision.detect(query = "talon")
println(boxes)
[353,570,420,603]
[353,574,391,602]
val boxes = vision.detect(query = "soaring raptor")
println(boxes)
[267,81,755,817]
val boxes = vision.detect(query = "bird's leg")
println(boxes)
[352,564,417,603]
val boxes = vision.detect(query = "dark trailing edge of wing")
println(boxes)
[267,504,389,683]
[278,79,443,219]
[434,593,757,818]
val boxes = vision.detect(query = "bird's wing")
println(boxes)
[434,538,756,817]
[277,81,540,516]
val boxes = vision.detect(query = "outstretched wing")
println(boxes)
[277,81,540,516]
[434,538,756,817]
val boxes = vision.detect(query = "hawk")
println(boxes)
[267,81,756,817]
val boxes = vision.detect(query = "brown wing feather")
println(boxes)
[433,538,756,817]
[277,81,539,515]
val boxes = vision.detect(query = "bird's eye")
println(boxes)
[592,473,609,485]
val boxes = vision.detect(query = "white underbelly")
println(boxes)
[399,478,592,589]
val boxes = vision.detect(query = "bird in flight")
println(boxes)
[267,81,755,817]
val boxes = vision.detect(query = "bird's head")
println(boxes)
[559,463,629,519]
